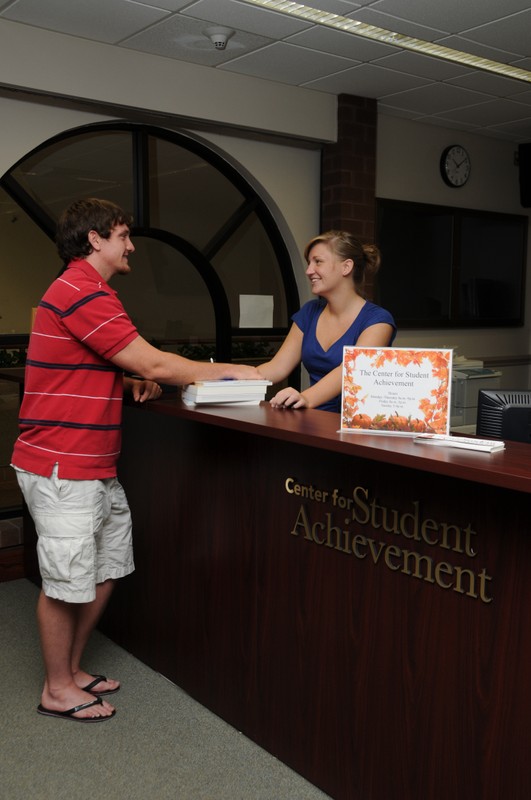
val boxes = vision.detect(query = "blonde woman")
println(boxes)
[259,230,396,412]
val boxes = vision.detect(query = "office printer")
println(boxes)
[451,360,502,429]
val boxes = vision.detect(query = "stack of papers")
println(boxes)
[182,379,272,406]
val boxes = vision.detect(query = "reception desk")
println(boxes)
[100,395,531,800]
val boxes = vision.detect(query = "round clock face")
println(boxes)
[440,145,471,187]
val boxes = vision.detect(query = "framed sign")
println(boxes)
[341,347,453,436]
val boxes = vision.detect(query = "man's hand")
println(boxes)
[220,364,263,380]
[125,377,162,403]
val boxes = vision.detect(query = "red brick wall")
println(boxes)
[321,94,377,243]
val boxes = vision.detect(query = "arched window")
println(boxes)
[0,123,299,366]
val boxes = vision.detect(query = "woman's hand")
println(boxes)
[269,386,309,409]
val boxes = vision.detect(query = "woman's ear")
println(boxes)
[342,258,354,276]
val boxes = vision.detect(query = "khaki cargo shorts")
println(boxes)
[14,465,134,603]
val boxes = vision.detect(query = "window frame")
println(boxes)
[0,121,300,369]
[375,197,528,329]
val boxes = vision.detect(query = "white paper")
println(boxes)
[239,294,274,328]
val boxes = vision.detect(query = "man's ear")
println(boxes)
[87,229,100,251]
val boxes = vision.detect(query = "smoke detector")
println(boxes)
[204,26,235,51]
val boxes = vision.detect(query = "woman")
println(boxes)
[259,230,396,412]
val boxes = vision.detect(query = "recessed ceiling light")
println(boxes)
[239,0,531,84]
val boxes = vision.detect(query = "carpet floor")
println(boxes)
[0,579,331,800]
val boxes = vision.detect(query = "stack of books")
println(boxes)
[182,379,272,406]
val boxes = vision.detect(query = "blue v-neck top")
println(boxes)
[292,298,396,413]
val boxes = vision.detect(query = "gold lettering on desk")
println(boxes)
[286,479,493,604]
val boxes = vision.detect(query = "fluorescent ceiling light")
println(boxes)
[238,0,531,84]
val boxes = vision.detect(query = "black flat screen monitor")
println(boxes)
[476,389,531,443]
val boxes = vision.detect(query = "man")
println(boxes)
[11,198,260,722]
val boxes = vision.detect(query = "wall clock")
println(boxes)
[440,145,471,187]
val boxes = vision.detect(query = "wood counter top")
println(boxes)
[132,392,531,495]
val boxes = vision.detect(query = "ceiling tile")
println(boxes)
[2,0,531,141]
[286,25,399,61]
[369,0,531,31]
[220,41,357,85]
[121,14,271,64]
[373,51,471,81]
[377,104,420,121]
[411,115,481,133]
[287,0,364,11]
[508,89,531,107]
[0,0,168,43]
[436,98,531,126]
[511,57,531,71]
[304,62,431,96]
[446,71,530,99]
[347,6,447,41]
[436,35,523,64]
[381,83,491,115]
[123,0,193,8]
[181,0,311,38]
[486,119,531,139]
[460,10,531,57]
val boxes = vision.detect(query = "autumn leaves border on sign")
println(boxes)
[341,348,452,435]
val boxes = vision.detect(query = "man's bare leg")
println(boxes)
[37,590,115,719]
[70,578,119,694]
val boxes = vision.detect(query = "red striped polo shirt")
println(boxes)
[11,260,138,479]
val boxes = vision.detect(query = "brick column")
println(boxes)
[321,94,377,244]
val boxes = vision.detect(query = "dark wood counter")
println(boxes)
[100,396,530,800]
[152,395,531,493]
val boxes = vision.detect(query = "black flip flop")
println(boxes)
[37,696,116,722]
[82,674,120,696]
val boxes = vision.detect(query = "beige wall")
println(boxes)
[0,17,530,386]
[0,101,322,335]
[377,114,531,387]
[0,18,336,143]
[191,130,321,300]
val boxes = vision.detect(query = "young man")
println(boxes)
[11,198,260,722]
